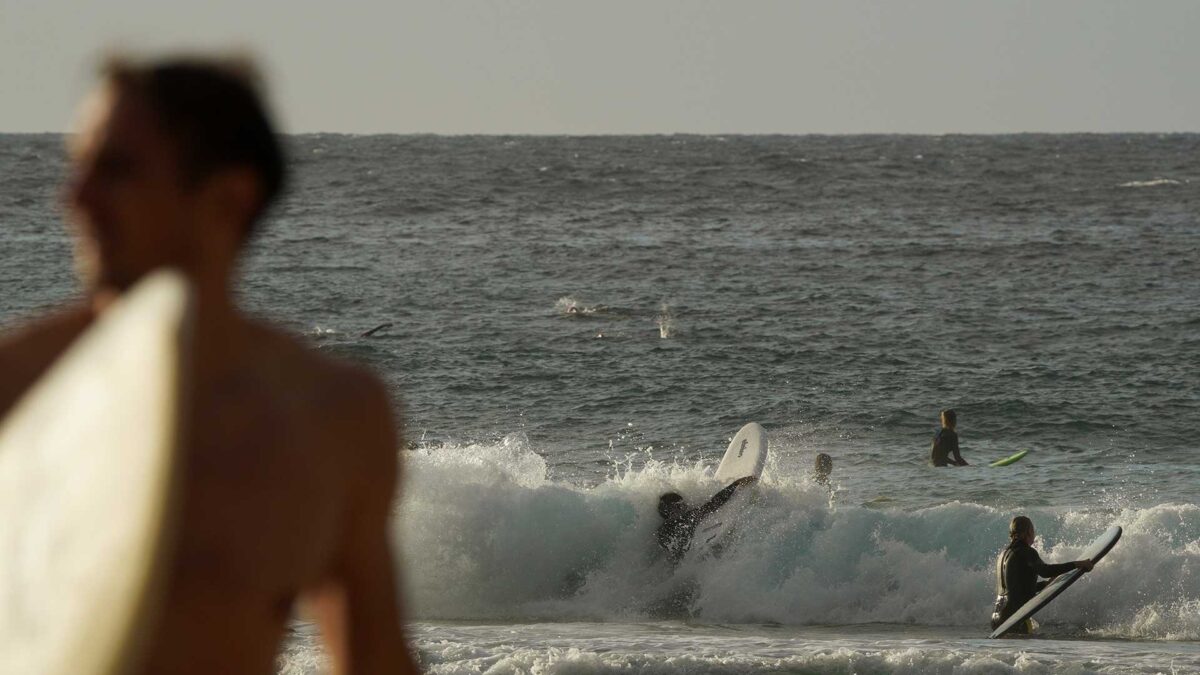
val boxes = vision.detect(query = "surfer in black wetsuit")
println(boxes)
[991,516,1094,634]
[930,408,968,466]
[655,476,757,561]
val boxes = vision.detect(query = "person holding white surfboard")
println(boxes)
[655,423,769,562]
[656,475,758,561]
[991,516,1094,634]
[0,55,417,674]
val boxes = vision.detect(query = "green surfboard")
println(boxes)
[989,449,1028,467]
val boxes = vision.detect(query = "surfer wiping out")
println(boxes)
[656,476,757,561]
[930,408,969,466]
[991,516,1094,634]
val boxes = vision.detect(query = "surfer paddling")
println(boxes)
[0,56,417,674]
[930,408,969,466]
[991,516,1094,635]
[656,476,758,561]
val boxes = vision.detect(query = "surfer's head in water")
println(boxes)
[67,55,284,297]
[940,408,957,430]
[813,453,833,485]
[1009,515,1035,544]
[658,492,688,519]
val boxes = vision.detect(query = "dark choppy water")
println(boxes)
[3,134,1198,673]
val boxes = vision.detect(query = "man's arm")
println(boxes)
[1028,549,1084,580]
[0,308,92,418]
[948,434,968,466]
[696,476,757,519]
[311,377,418,674]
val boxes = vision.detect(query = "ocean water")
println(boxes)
[2,133,1198,673]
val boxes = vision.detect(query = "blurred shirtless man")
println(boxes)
[0,56,418,674]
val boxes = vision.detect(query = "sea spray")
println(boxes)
[656,302,674,338]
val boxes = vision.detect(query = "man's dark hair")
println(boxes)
[814,452,833,474]
[658,492,684,519]
[102,54,285,237]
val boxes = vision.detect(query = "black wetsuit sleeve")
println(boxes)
[930,430,947,466]
[946,431,965,465]
[695,481,742,519]
[1029,549,1076,579]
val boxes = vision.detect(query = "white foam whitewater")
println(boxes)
[276,437,1200,674]
[395,437,1200,639]
[1118,178,1184,188]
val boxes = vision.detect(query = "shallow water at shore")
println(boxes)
[280,621,1200,674]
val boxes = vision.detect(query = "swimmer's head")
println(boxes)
[940,409,957,430]
[1009,515,1035,543]
[814,453,833,483]
[658,492,687,519]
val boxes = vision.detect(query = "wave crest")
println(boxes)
[395,440,1200,639]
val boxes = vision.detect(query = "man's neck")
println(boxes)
[89,266,245,360]
[190,274,252,368]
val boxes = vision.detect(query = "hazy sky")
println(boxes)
[2,0,1197,134]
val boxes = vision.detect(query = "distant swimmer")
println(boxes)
[360,322,393,337]
[991,516,1094,634]
[656,476,757,561]
[557,297,606,317]
[813,453,833,485]
[930,408,968,466]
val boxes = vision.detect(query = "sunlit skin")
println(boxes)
[69,85,198,297]
[0,83,418,674]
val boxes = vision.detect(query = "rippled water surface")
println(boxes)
[2,134,1197,673]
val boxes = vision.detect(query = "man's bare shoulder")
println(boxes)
[244,319,399,444]
[0,306,93,417]
[247,319,387,391]
[0,305,92,352]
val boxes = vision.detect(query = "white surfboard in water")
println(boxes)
[0,271,192,675]
[694,422,768,556]
[714,422,768,483]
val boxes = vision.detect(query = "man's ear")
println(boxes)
[200,166,263,240]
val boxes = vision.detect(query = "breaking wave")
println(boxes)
[395,438,1200,640]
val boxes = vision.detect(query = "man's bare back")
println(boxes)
[153,317,407,673]
[0,55,418,673]
[0,312,410,673]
